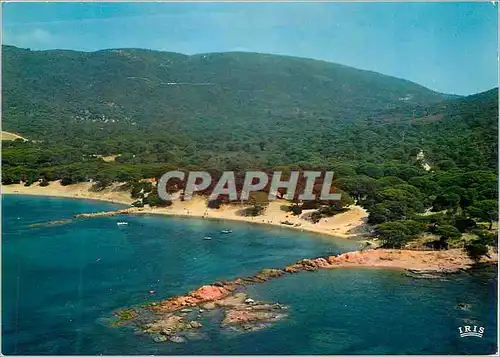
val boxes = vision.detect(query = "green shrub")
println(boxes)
[465,243,489,262]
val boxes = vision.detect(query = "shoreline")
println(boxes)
[4,182,497,274]
[2,182,134,205]
[3,191,131,207]
[3,182,371,241]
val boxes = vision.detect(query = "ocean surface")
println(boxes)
[2,195,497,355]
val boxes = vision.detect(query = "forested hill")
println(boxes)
[1,45,496,177]
[3,44,446,141]
[3,45,498,259]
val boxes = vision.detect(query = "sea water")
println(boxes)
[2,195,497,354]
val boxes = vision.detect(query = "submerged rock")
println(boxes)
[112,308,138,326]
[241,323,269,332]
[405,271,446,280]
[169,335,186,343]
[220,298,288,330]
[143,315,188,336]
[152,335,168,343]
[202,302,216,310]
[190,321,202,329]
[217,293,248,307]
[457,303,472,311]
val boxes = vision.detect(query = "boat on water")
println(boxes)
[221,229,233,234]
[203,236,212,240]
[117,222,129,226]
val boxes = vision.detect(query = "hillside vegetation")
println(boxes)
[3,45,447,169]
[2,45,498,259]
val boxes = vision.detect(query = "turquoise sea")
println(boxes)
[2,195,497,355]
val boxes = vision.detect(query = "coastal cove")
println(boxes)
[2,182,371,239]
[2,7,498,354]
[2,195,497,354]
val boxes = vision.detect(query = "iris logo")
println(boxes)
[458,325,484,338]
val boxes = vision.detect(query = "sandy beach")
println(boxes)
[2,181,135,205]
[2,181,369,239]
[138,197,369,239]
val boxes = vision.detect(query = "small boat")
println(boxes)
[117,221,129,226]
[203,236,212,240]
[221,229,233,234]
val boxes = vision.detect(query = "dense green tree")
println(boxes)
[465,243,489,262]
[433,193,461,212]
[468,200,498,230]
[356,163,384,179]
[376,220,426,248]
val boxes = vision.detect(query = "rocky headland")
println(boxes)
[111,248,497,343]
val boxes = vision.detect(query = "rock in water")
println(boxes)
[457,303,472,311]
[152,335,167,343]
[202,302,216,310]
[190,321,202,328]
[169,335,186,343]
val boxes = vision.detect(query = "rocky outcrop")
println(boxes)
[113,291,288,343]
[111,255,333,342]
[75,207,138,218]
[111,248,497,343]
[149,284,233,313]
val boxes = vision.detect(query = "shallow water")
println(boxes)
[2,195,497,354]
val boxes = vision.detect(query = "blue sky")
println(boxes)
[2,2,498,95]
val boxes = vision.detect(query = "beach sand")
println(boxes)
[2,181,135,205]
[2,181,368,239]
[142,197,369,239]
[325,248,497,271]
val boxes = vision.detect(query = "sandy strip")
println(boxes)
[2,181,134,205]
[2,182,369,239]
[325,248,497,271]
[139,199,369,239]
[1,131,27,141]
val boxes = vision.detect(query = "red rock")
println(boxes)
[189,285,230,301]
[327,256,338,264]
[313,258,331,268]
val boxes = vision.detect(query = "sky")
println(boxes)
[2,2,498,95]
